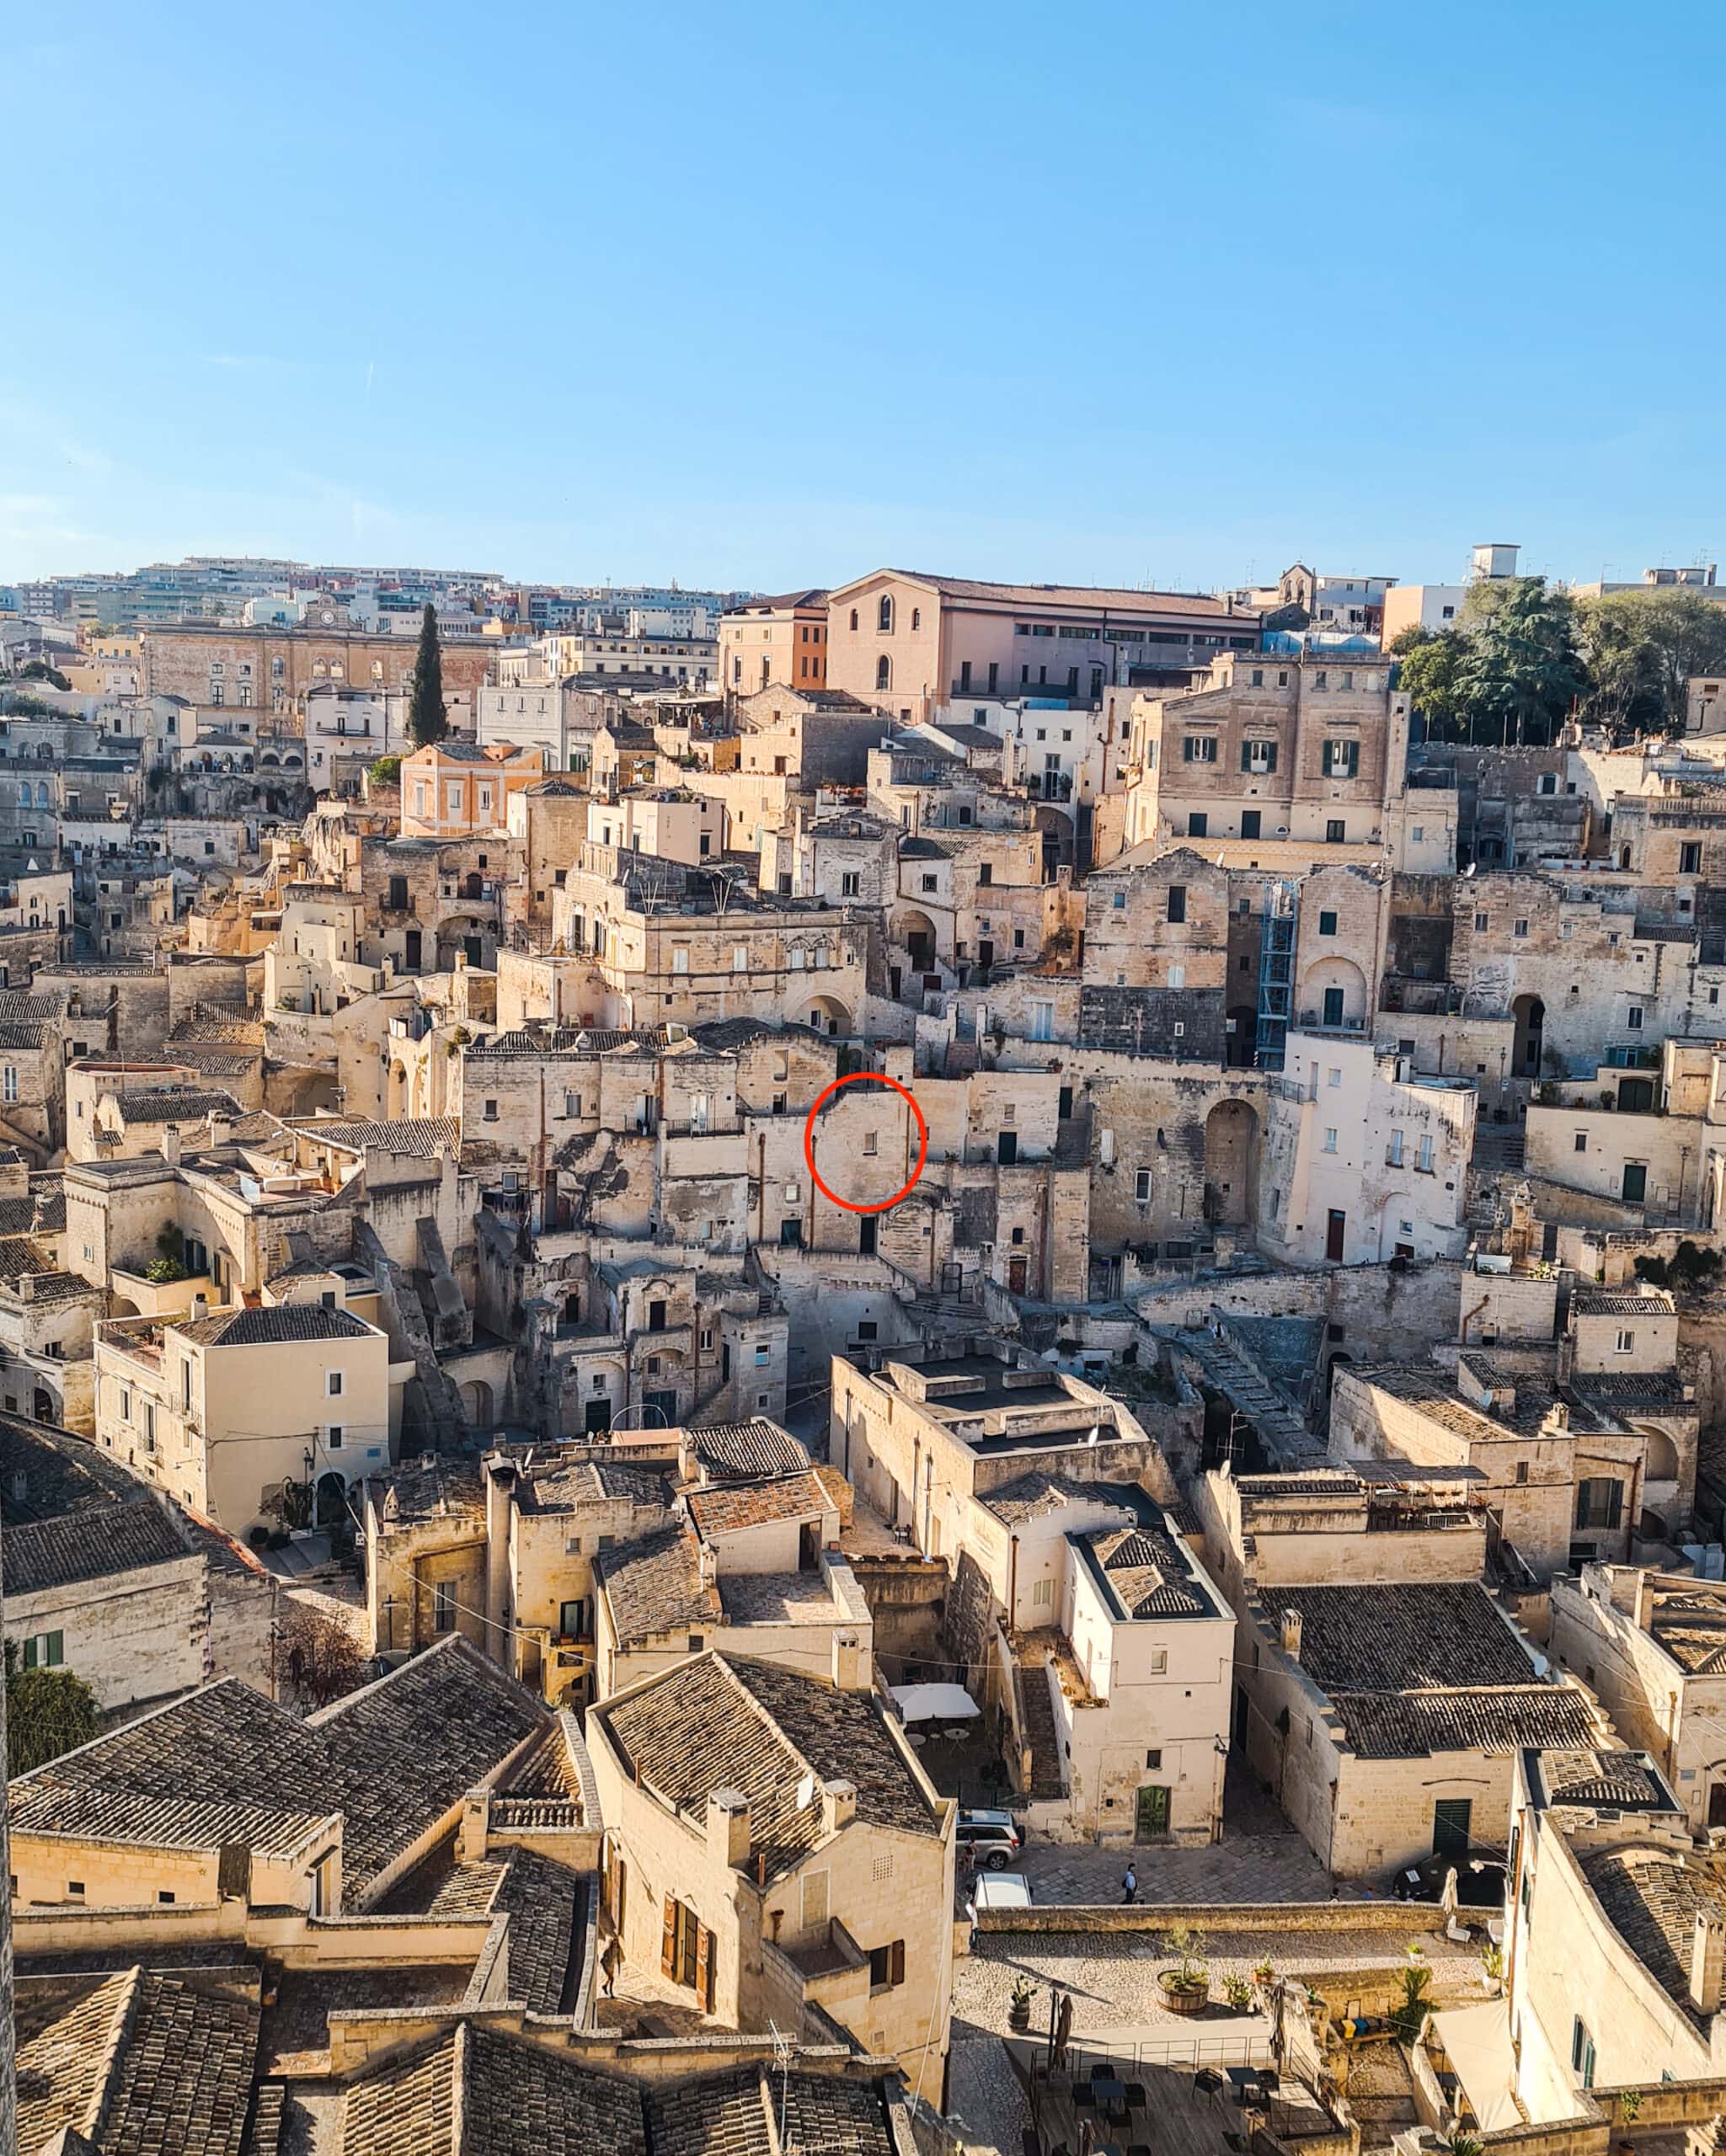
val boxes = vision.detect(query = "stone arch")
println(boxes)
[890,907,938,971]
[1300,954,1368,1031]
[1203,1098,1258,1226]
[110,1294,141,1320]
[460,1379,495,1428]
[1640,1425,1681,1484]
[314,1469,347,1528]
[805,993,852,1038]
[31,1383,59,1424]
[1511,992,1546,1080]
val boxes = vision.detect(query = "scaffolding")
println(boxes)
[1255,881,1296,1070]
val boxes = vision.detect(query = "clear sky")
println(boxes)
[9,1,1725,596]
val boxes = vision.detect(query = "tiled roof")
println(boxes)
[114,1086,241,1123]
[340,2022,647,2156]
[174,1304,375,1348]
[981,1471,1146,1527]
[1650,1588,1726,1673]
[492,1848,584,2015]
[4,1496,190,1595]
[1235,1472,1366,1497]
[594,1525,719,1645]
[373,1455,485,1524]
[1537,1747,1670,1809]
[688,1418,811,1482]
[518,1455,671,1513]
[1082,1518,1216,1619]
[1333,1685,1599,1761]
[596,1652,939,1882]
[16,1967,259,2156]
[865,568,1239,616]
[1584,1845,1726,2024]
[11,1636,547,1901]
[294,1115,459,1156]
[1271,1584,1538,1693]
[686,1469,832,1540]
[1571,1288,1676,1316]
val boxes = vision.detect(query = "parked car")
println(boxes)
[971,1870,1033,1911]
[957,1807,1023,1871]
[1392,1848,1507,1906]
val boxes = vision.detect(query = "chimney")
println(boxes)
[1691,1911,1724,2018]
[207,1113,232,1148]
[821,1778,858,1835]
[697,1540,717,1588]
[831,1628,868,1692]
[1280,1609,1303,1662]
[161,1124,182,1168]
[708,1785,751,1868]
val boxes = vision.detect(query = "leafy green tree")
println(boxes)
[6,1641,100,1775]
[1392,627,1467,737]
[1454,576,1587,745]
[409,603,448,746]
[368,755,401,787]
[1580,588,1726,737]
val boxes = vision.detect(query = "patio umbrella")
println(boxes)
[1054,1992,1073,2071]
[1440,1867,1460,1922]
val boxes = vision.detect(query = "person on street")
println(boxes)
[1121,1863,1137,1905]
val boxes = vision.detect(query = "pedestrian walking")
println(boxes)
[601,1934,622,1998]
[1121,1862,1137,1905]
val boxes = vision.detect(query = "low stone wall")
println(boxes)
[975,1897,1441,1936]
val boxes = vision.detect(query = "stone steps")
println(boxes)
[1016,1655,1066,1801]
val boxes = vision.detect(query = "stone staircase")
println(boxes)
[1015,1652,1066,1801]
[1185,1329,1321,1469]
[1471,1122,1526,1174]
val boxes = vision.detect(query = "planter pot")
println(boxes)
[1009,2000,1033,2033]
[1158,1972,1211,2017]
[1481,1975,1502,1998]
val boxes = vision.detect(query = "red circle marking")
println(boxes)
[803,1071,928,1214]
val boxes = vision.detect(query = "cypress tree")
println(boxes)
[409,602,448,745]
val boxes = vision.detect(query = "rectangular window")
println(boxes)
[1182,735,1217,764]
[1324,739,1359,778]
[1417,1134,1435,1173]
[1148,1647,1168,1673]
[1187,811,1208,838]
[1574,1131,1587,1153]
[327,1371,343,1398]
[1323,1128,1338,1153]
[435,1582,456,1632]
[21,1630,63,1670]
[1616,1328,1636,1353]
[1627,1005,1644,1030]
[1682,842,1702,874]
[1388,1129,1404,1166]
[1135,1169,1152,1202]
[1241,739,1277,773]
[1318,910,1337,936]
[1514,918,1529,938]
[1166,885,1186,924]
[1032,1577,1054,1606]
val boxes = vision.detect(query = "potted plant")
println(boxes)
[1224,1974,1254,2013]
[1390,1944,1433,2042]
[1158,1924,1211,2015]
[1252,1956,1274,1988]
[1479,1942,1504,1998]
[1009,1974,1038,2033]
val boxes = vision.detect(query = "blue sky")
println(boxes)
[8,1,1724,595]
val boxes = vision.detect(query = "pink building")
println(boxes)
[822,569,1261,727]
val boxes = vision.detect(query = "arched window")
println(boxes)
[849,608,859,631]
[911,607,921,631]
[878,595,895,633]
[876,655,892,691]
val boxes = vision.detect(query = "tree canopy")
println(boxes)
[1394,577,1586,745]
[408,603,448,746]
[6,1641,100,1775]
[1578,587,1726,737]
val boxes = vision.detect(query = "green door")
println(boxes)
[1136,1785,1171,1841]
[1433,1797,1472,1856]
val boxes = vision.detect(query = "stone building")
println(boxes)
[141,620,494,718]
[586,1649,955,2083]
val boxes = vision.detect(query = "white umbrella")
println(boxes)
[1440,1866,1460,1921]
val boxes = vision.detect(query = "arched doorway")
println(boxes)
[461,1380,495,1428]
[314,1470,346,1528]
[31,1386,56,1424]
[1512,993,1546,1080]
[1203,1100,1258,1225]
[1300,956,1368,1033]
[806,994,852,1038]
[890,908,938,975]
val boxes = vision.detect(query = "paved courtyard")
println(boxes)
[1001,1755,1333,1906]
